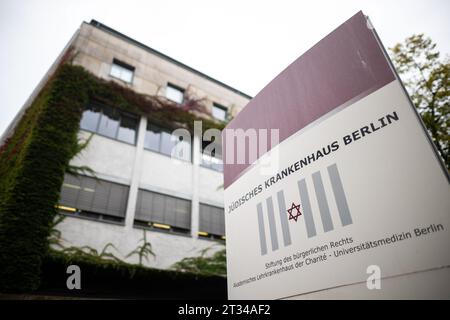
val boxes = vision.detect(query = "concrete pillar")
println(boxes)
[190,130,201,238]
[124,116,147,229]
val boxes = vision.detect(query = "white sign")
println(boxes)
[223,12,450,300]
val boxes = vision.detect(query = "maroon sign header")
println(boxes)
[222,11,395,189]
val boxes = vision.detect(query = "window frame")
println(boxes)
[200,139,223,172]
[211,103,228,122]
[165,83,185,104]
[58,174,130,226]
[144,123,192,162]
[134,188,192,235]
[80,102,140,145]
[117,111,141,145]
[109,58,135,84]
[198,203,225,240]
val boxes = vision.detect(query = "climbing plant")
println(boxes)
[126,230,156,266]
[61,243,123,264]
[171,245,226,277]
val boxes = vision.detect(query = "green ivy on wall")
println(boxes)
[0,65,89,291]
[0,62,226,292]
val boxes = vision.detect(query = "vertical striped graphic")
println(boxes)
[312,171,334,232]
[256,163,352,255]
[327,164,353,226]
[277,191,292,246]
[297,179,317,238]
[256,203,268,255]
[266,197,279,251]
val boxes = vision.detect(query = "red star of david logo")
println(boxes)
[287,202,302,222]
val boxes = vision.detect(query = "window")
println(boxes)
[212,103,227,121]
[118,113,139,144]
[134,189,191,234]
[79,104,101,132]
[58,174,129,224]
[199,204,225,239]
[110,59,135,83]
[166,83,184,104]
[144,125,161,152]
[80,103,139,145]
[160,131,177,155]
[144,124,191,161]
[201,153,223,172]
[98,106,120,139]
[201,139,223,172]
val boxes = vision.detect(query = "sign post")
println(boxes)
[223,11,450,299]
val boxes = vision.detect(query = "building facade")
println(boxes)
[1,20,251,269]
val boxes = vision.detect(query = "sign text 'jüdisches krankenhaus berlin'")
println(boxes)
[222,11,450,300]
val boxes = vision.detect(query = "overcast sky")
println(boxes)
[1,0,449,137]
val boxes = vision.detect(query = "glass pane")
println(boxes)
[144,126,161,151]
[166,85,184,104]
[98,107,120,139]
[117,114,138,144]
[164,197,176,225]
[201,153,212,168]
[107,184,128,217]
[175,199,191,229]
[120,68,133,83]
[138,190,153,221]
[201,148,223,171]
[77,176,96,212]
[203,138,221,158]
[212,142,222,158]
[90,179,110,215]
[110,64,122,79]
[110,63,134,83]
[172,138,191,161]
[80,106,101,132]
[212,105,227,121]
[211,157,223,172]
[160,132,177,156]
[60,174,81,208]
[151,193,165,223]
